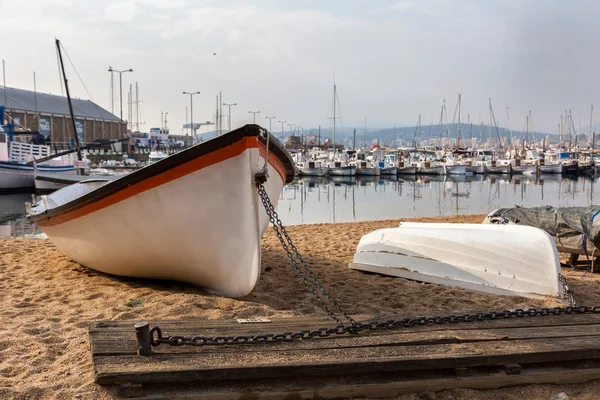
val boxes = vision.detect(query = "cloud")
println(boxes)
[103,1,140,22]
[0,0,597,133]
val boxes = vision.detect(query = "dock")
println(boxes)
[89,312,600,398]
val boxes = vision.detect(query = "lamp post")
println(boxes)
[223,103,237,132]
[287,123,295,137]
[108,67,133,125]
[249,110,260,124]
[278,120,287,141]
[183,91,200,142]
[265,116,276,134]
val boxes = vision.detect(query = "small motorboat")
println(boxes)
[417,161,446,175]
[296,159,329,176]
[148,150,169,164]
[539,162,563,174]
[511,164,537,175]
[349,222,566,300]
[328,160,356,176]
[377,161,397,176]
[354,160,380,176]
[27,125,295,297]
[445,164,467,175]
[485,162,511,174]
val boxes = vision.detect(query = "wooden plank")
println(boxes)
[89,312,600,335]
[93,335,600,384]
[89,322,600,357]
[133,366,600,400]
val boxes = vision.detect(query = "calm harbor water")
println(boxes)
[1,174,599,237]
[276,174,600,225]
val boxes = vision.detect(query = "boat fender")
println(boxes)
[25,202,31,214]
[42,195,48,210]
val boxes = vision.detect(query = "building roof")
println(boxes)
[0,86,122,122]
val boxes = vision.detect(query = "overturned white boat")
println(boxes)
[349,222,566,300]
[27,125,295,297]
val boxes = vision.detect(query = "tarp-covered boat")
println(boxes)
[484,206,600,256]
[349,222,567,300]
[27,125,295,297]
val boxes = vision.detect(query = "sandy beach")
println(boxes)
[2,214,600,399]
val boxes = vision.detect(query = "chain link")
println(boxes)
[147,178,591,348]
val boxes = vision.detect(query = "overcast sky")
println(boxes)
[2,0,599,135]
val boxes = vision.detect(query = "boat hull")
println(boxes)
[329,165,357,176]
[420,165,446,175]
[379,167,397,175]
[28,126,294,298]
[485,164,511,174]
[512,165,537,175]
[466,164,486,174]
[540,163,563,174]
[349,222,563,300]
[445,164,467,175]
[0,161,76,190]
[397,166,416,175]
[297,167,328,177]
[355,167,380,176]
[34,171,94,192]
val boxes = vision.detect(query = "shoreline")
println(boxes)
[2,214,600,399]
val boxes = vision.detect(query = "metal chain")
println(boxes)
[256,182,354,325]
[150,306,600,347]
[559,273,575,306]
[147,177,591,348]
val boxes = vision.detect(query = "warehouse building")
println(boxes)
[0,86,126,143]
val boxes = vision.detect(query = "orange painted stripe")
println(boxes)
[39,136,287,227]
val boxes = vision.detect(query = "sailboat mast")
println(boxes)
[55,39,82,162]
[417,114,421,148]
[488,98,492,150]
[438,101,444,147]
[135,82,139,132]
[590,105,594,153]
[333,84,336,155]
[468,114,472,144]
[523,115,528,157]
[578,113,581,149]
[457,93,461,149]
[591,105,595,155]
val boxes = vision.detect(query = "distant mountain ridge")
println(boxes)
[197,123,565,147]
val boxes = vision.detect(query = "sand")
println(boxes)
[1,214,600,399]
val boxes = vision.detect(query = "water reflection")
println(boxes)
[1,174,598,237]
[278,174,600,226]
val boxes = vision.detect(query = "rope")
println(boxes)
[60,42,94,102]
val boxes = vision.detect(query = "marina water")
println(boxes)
[1,174,599,238]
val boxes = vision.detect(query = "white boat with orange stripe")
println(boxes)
[27,125,295,297]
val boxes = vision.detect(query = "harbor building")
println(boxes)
[0,86,126,144]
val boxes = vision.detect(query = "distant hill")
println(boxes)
[291,124,557,148]
[196,123,565,148]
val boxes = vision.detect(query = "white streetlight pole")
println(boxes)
[183,91,200,141]
[108,67,133,124]
[223,102,237,132]
[278,120,287,141]
[265,116,276,135]
[249,110,260,124]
